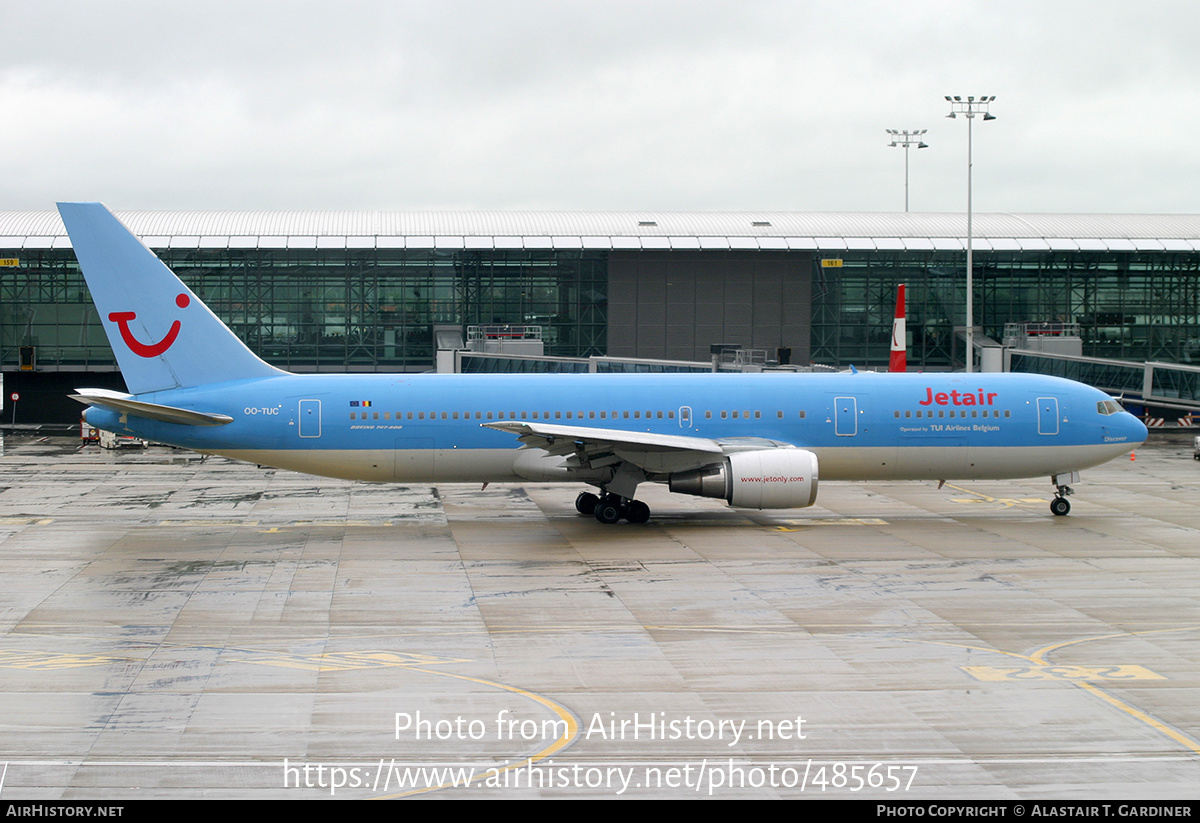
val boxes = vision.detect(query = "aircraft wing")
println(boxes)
[482,420,789,475]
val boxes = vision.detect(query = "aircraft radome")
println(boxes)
[60,202,1148,524]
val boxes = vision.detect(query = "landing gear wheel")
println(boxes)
[625,500,651,524]
[575,491,599,515]
[1050,496,1071,516]
[594,499,623,524]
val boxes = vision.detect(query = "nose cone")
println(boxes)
[1124,412,1149,447]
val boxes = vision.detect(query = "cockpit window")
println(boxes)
[1096,400,1124,415]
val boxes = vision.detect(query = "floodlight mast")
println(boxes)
[885,129,928,212]
[945,95,996,374]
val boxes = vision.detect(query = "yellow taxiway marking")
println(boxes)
[374,667,579,799]
[141,520,400,529]
[157,520,260,527]
[914,626,1200,756]
[950,498,1046,505]
[943,483,1047,509]
[1071,680,1200,755]
[775,518,888,530]
[222,644,578,798]
[1025,628,1200,755]
[0,518,54,526]
[963,664,1164,682]
[0,649,136,670]
[234,650,469,672]
[198,644,578,798]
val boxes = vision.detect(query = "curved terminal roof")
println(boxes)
[2,209,1199,252]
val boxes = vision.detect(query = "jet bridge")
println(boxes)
[1007,349,1200,413]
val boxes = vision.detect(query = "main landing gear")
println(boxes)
[1050,485,1073,516]
[575,491,650,524]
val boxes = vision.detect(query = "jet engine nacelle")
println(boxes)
[669,449,819,509]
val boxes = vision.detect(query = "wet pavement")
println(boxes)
[0,433,1197,799]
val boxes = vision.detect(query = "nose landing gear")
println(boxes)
[1050,472,1079,516]
[1050,484,1073,516]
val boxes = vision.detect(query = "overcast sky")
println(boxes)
[3,0,1198,214]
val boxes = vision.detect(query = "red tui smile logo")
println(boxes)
[109,293,190,357]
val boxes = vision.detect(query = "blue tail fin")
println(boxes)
[58,202,284,394]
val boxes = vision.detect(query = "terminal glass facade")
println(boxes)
[3,244,1199,376]
[811,250,1200,369]
[1,247,609,372]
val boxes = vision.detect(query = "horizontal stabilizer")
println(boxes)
[71,388,233,427]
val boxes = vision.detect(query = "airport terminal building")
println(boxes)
[2,209,1199,419]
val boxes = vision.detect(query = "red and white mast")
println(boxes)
[889,283,907,373]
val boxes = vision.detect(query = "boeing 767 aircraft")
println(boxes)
[60,202,1147,524]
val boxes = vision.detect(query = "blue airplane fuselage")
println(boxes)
[85,370,1146,484]
[59,201,1147,520]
